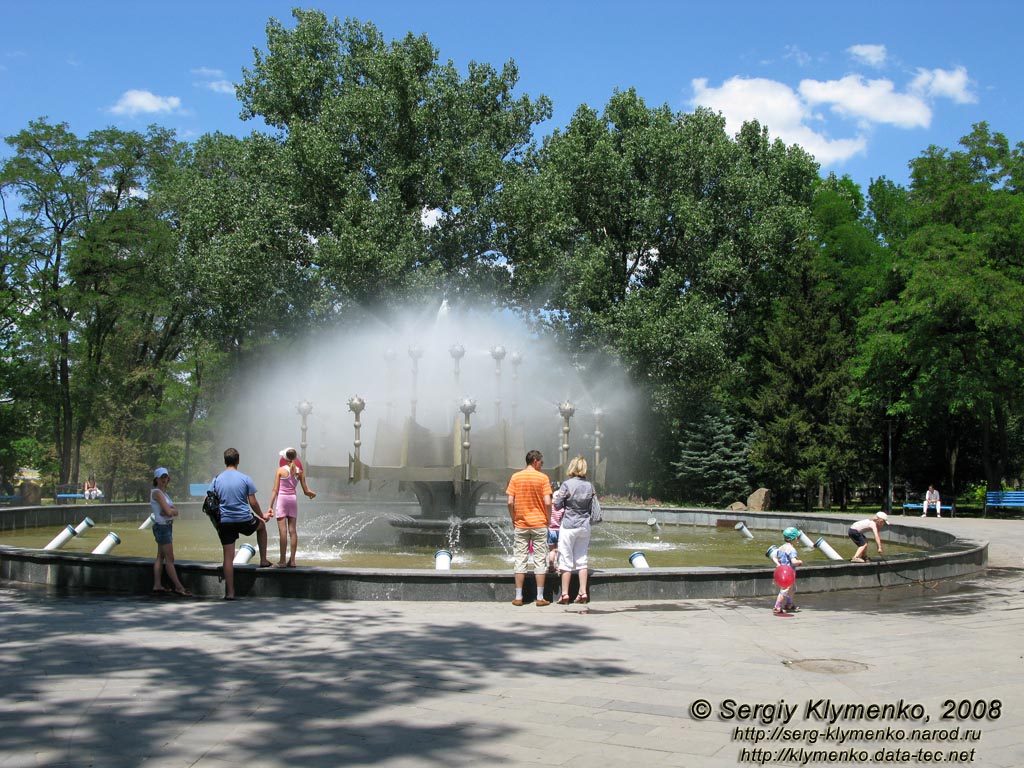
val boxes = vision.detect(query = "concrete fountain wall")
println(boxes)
[0,503,987,601]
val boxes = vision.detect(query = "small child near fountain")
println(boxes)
[547,488,566,572]
[848,511,887,562]
[770,527,803,614]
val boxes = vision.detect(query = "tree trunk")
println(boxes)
[946,435,958,499]
[982,411,1003,492]
[59,329,73,485]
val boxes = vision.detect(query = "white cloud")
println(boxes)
[910,66,977,104]
[691,53,977,168]
[799,75,931,129]
[203,79,235,94]
[108,89,181,116]
[691,76,867,166]
[847,44,887,67]
[783,45,812,67]
[192,66,234,95]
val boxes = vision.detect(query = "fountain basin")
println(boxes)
[0,503,986,601]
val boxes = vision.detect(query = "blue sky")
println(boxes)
[2,1,1020,191]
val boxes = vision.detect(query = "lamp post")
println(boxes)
[348,396,365,474]
[449,343,465,426]
[459,398,477,481]
[509,350,522,424]
[383,347,396,424]
[593,406,604,471]
[296,399,313,463]
[450,343,465,389]
[490,345,506,424]
[558,400,576,468]
[408,345,423,423]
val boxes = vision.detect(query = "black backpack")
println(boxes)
[202,486,221,531]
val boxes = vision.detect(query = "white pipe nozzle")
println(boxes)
[233,543,256,565]
[44,525,77,551]
[434,550,453,570]
[91,532,121,555]
[814,537,843,561]
[629,551,650,568]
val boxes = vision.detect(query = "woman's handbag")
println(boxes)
[590,495,603,524]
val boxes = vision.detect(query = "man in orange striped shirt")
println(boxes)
[506,449,553,606]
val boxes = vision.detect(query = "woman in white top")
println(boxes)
[150,467,191,595]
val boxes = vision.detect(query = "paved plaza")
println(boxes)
[1,516,1023,767]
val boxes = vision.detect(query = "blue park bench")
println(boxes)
[902,502,955,517]
[189,483,211,498]
[985,491,1024,516]
[0,493,22,505]
[55,483,85,503]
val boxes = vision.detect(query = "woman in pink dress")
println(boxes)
[268,448,316,567]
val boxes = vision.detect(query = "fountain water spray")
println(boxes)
[223,301,633,551]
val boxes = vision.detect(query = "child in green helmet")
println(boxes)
[770,527,804,614]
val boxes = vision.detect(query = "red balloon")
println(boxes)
[774,564,796,589]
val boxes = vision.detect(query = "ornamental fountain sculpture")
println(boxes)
[301,344,607,534]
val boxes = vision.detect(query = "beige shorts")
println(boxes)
[513,527,548,573]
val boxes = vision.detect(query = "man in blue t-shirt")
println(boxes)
[212,447,272,599]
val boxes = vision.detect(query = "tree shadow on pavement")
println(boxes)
[0,588,631,767]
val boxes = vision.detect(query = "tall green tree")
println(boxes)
[746,175,890,509]
[855,123,1024,492]
[0,120,192,489]
[236,9,551,308]
[673,409,750,505]
[0,120,184,484]
[498,93,819,497]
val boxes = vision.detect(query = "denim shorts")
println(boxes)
[152,523,173,545]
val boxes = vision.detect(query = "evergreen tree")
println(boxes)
[673,410,750,506]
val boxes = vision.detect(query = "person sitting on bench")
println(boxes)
[922,485,941,518]
[84,476,104,501]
